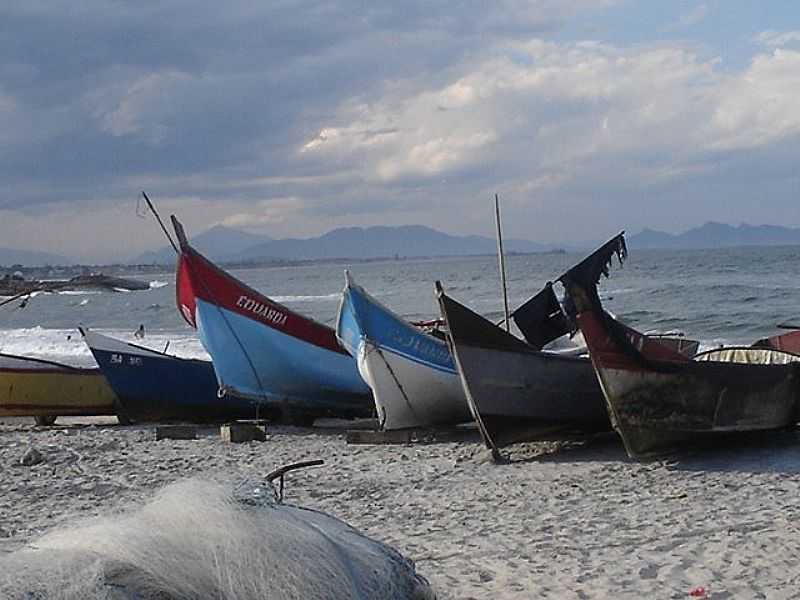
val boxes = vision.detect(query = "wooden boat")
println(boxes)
[81,328,270,423]
[0,272,149,296]
[436,282,610,459]
[336,271,470,430]
[172,217,373,422]
[0,353,117,425]
[559,233,800,459]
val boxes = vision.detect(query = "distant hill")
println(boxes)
[227,225,557,262]
[628,222,800,249]
[132,224,558,264]
[133,225,272,264]
[0,247,71,267]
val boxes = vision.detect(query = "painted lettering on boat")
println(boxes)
[387,327,451,365]
[236,295,288,327]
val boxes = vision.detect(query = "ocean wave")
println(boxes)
[56,290,102,296]
[0,327,209,365]
[271,293,340,302]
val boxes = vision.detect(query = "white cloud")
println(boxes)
[221,197,306,228]
[754,30,800,48]
[87,70,194,142]
[710,49,800,150]
[301,38,800,204]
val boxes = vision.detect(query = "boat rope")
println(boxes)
[366,342,421,426]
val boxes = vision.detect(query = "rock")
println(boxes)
[20,447,44,466]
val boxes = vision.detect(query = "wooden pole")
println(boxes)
[141,192,179,254]
[494,194,510,332]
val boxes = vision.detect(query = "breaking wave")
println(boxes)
[271,293,340,303]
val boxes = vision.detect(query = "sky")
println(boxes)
[2,1,800,262]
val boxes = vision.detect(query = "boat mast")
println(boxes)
[494,193,510,332]
[141,191,179,254]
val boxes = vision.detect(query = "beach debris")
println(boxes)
[155,425,197,441]
[689,585,708,597]
[19,447,44,466]
[220,422,266,443]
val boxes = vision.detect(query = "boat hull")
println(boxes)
[173,219,373,421]
[336,275,469,429]
[0,354,116,418]
[588,333,800,459]
[195,299,372,418]
[437,286,609,455]
[561,240,800,459]
[83,329,266,423]
[355,341,469,429]
[450,342,608,448]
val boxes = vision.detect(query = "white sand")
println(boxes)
[2,417,800,598]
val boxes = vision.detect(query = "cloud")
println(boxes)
[753,30,800,48]
[221,197,306,228]
[2,1,800,259]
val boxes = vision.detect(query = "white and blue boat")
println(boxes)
[336,271,471,430]
[172,217,374,423]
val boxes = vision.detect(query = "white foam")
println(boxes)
[0,479,434,600]
[149,280,169,289]
[272,293,340,303]
[0,327,209,366]
[55,290,103,296]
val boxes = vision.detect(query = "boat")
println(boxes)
[172,216,373,423]
[80,328,268,423]
[436,281,610,459]
[0,272,149,296]
[559,232,800,459]
[0,352,117,426]
[336,271,471,430]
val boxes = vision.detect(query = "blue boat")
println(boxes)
[172,217,373,422]
[336,271,471,429]
[81,328,269,423]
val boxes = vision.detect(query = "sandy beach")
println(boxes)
[2,417,800,598]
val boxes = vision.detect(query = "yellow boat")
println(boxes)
[0,353,117,425]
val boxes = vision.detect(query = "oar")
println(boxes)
[776,323,800,330]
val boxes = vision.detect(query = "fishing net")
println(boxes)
[0,478,435,600]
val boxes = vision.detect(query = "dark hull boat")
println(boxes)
[560,233,800,459]
[81,328,266,423]
[436,283,610,460]
[172,217,373,422]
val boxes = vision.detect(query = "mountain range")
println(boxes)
[4,221,800,268]
[627,222,800,249]
[132,224,559,264]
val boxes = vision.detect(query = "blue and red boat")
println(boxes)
[81,328,266,423]
[172,216,373,422]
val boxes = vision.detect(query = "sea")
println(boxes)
[1,244,799,367]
